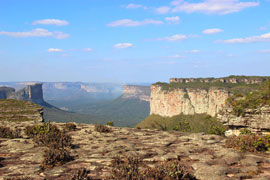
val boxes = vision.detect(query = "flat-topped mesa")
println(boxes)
[0,83,52,107]
[170,76,269,84]
[122,85,150,102]
[6,83,45,105]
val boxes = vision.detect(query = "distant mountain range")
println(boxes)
[0,82,151,127]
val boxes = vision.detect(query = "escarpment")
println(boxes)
[150,85,229,117]
[149,76,270,132]
[0,83,52,107]
[122,85,150,101]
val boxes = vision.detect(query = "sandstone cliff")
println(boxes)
[150,85,229,117]
[0,83,51,107]
[122,85,150,102]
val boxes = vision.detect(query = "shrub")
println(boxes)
[0,126,20,139]
[143,160,196,180]
[41,144,74,169]
[109,155,141,180]
[225,134,270,152]
[108,155,196,180]
[240,128,253,135]
[70,168,92,180]
[106,121,114,126]
[25,122,72,148]
[65,123,77,131]
[227,80,270,117]
[94,124,111,133]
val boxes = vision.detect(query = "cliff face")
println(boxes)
[150,85,229,117]
[6,83,45,105]
[0,83,51,107]
[122,85,150,102]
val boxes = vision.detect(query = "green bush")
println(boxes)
[225,134,270,152]
[106,121,114,126]
[227,80,270,116]
[25,122,72,148]
[138,114,227,136]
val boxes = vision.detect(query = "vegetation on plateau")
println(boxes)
[137,113,227,136]
[226,134,270,152]
[25,122,74,169]
[226,80,270,116]
[0,99,42,122]
[108,155,196,180]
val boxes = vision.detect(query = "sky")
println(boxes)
[0,0,270,83]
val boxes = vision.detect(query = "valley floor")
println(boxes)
[1,121,270,180]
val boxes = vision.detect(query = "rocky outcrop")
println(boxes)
[0,99,43,122]
[218,106,270,133]
[170,76,269,84]
[122,85,150,102]
[0,87,15,99]
[0,122,270,179]
[150,85,229,117]
[0,83,52,107]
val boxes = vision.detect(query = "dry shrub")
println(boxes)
[41,144,74,169]
[65,123,77,131]
[225,134,270,152]
[108,155,196,180]
[94,124,111,133]
[0,126,20,139]
[25,122,72,148]
[109,155,141,180]
[70,168,92,180]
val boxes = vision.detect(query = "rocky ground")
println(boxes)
[0,121,270,180]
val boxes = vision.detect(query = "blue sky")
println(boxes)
[0,0,270,83]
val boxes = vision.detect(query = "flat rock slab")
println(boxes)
[1,122,270,180]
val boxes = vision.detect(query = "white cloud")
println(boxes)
[108,19,163,27]
[261,49,270,53]
[156,6,171,14]
[217,32,270,43]
[203,28,224,34]
[158,34,187,42]
[0,28,69,39]
[227,54,234,57]
[168,54,185,58]
[48,48,64,52]
[126,3,147,9]
[32,19,69,26]
[114,43,133,49]
[81,48,93,52]
[185,50,200,53]
[165,16,180,24]
[161,0,259,14]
